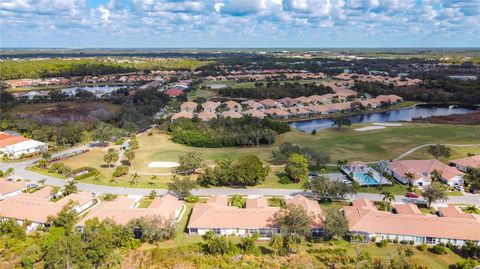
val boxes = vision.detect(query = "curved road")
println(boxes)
[2,144,480,206]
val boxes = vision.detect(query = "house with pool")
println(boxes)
[341,161,391,186]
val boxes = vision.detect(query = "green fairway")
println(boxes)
[402,145,480,160]
[53,122,480,189]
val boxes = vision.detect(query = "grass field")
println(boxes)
[402,145,480,160]
[53,122,480,189]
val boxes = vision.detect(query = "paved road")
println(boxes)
[2,145,480,206]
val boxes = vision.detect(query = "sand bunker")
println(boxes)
[373,123,403,127]
[148,162,180,168]
[355,126,386,132]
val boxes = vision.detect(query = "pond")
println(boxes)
[289,104,479,132]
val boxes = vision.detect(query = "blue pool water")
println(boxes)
[355,172,379,185]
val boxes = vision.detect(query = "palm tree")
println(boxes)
[381,190,395,205]
[430,169,443,183]
[129,172,139,185]
[366,171,375,189]
[404,172,415,185]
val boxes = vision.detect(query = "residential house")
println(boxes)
[180,101,198,113]
[438,205,480,220]
[224,100,242,112]
[77,194,184,228]
[202,101,220,113]
[0,132,47,159]
[344,198,480,246]
[197,111,217,121]
[0,180,27,200]
[242,109,266,119]
[450,155,480,172]
[285,107,311,118]
[278,97,297,107]
[241,100,264,110]
[259,99,281,108]
[294,96,313,106]
[0,191,94,232]
[263,108,290,119]
[387,160,464,187]
[220,111,243,119]
[164,89,183,97]
[171,111,194,121]
[187,195,323,238]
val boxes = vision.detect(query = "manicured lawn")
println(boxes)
[357,182,409,195]
[50,123,480,189]
[403,145,480,160]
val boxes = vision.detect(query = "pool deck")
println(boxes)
[341,166,392,186]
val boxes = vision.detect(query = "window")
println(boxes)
[212,228,221,235]
[189,228,198,234]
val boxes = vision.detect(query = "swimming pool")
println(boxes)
[355,172,379,185]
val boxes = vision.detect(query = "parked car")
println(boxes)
[309,172,319,177]
[454,185,465,191]
[405,192,419,198]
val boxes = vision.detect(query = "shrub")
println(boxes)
[278,175,292,184]
[409,240,415,245]
[113,165,129,177]
[103,193,117,201]
[393,238,399,244]
[432,243,447,255]
[72,167,99,180]
[185,195,199,203]
[370,236,377,243]
[376,240,388,248]
[401,240,408,245]
[417,244,428,251]
[48,162,72,176]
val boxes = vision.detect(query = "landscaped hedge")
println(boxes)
[72,167,99,180]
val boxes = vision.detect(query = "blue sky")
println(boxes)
[1,0,479,48]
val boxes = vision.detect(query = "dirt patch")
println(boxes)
[13,102,120,125]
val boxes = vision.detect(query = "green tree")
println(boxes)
[103,148,119,168]
[422,183,448,207]
[269,233,283,258]
[431,169,443,182]
[285,153,309,183]
[127,216,175,243]
[304,175,357,199]
[427,144,451,159]
[201,231,233,256]
[167,175,197,199]
[175,152,205,175]
[129,172,140,185]
[229,195,245,208]
[43,235,90,269]
[277,204,312,239]
[124,149,136,165]
[149,190,158,200]
[324,208,348,240]
[62,180,78,196]
[331,116,352,130]
[234,154,270,186]
[47,203,78,235]
[381,190,395,207]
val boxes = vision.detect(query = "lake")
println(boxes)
[289,104,479,132]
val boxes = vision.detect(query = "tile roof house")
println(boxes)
[0,180,27,200]
[394,203,424,215]
[344,198,480,246]
[164,89,183,97]
[220,110,243,119]
[197,111,217,121]
[187,195,323,239]
[387,159,464,187]
[259,99,281,108]
[241,100,264,110]
[180,101,198,112]
[438,205,480,220]
[450,155,480,172]
[0,132,47,159]
[284,107,311,118]
[171,111,194,121]
[294,96,314,105]
[242,109,267,119]
[263,108,290,119]
[278,97,297,106]
[0,191,94,232]
[202,101,221,113]
[78,194,183,227]
[224,100,242,112]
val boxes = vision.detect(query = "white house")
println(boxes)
[0,132,47,159]
[0,180,27,200]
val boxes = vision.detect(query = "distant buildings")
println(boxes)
[450,155,480,172]
[0,132,47,159]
